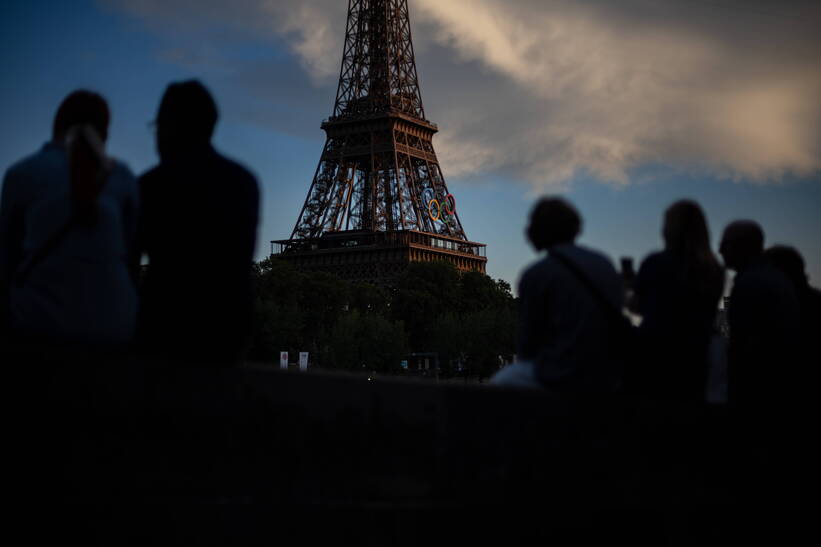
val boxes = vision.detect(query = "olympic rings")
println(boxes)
[421,189,456,225]
[428,199,441,221]
[422,188,435,205]
[443,194,456,216]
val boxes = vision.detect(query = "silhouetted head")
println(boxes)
[663,200,711,254]
[155,80,218,160]
[53,90,110,143]
[52,91,111,226]
[719,220,764,272]
[663,199,723,292]
[527,197,582,251]
[764,245,808,290]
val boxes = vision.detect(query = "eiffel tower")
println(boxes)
[271,0,487,283]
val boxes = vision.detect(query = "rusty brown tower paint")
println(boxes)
[271,0,486,283]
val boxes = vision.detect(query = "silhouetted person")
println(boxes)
[0,90,138,347]
[138,80,259,364]
[764,245,821,375]
[629,200,724,402]
[492,198,623,393]
[719,221,799,410]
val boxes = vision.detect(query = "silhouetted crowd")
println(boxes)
[493,197,820,411]
[1,83,819,415]
[0,82,259,365]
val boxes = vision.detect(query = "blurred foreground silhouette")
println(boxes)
[0,90,138,349]
[137,80,259,365]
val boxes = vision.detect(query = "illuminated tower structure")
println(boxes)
[271,0,487,283]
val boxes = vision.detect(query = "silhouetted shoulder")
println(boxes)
[518,244,618,297]
[520,256,549,279]
[636,250,674,286]
[639,250,668,271]
[517,257,549,293]
[106,160,137,193]
[730,261,800,336]
[4,151,43,178]
[213,152,260,194]
[6,152,136,204]
[3,145,60,186]
[558,245,619,285]
[735,262,793,294]
[215,152,255,177]
[805,286,821,316]
[5,146,134,186]
[138,150,258,195]
[575,244,617,270]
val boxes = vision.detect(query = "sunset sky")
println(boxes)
[2,0,819,291]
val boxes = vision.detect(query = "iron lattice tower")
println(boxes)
[272,0,486,282]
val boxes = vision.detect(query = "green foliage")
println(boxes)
[250,258,305,360]
[248,258,516,377]
[325,310,408,373]
[392,261,461,349]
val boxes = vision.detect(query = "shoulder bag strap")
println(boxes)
[550,248,625,322]
[15,129,112,287]
[14,217,77,286]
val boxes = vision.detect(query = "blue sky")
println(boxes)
[2,0,819,292]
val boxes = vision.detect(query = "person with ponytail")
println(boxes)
[628,200,725,402]
[0,90,139,348]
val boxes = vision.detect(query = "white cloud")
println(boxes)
[103,0,821,187]
[262,0,343,81]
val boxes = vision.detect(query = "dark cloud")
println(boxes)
[103,0,821,187]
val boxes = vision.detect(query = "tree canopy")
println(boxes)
[249,258,516,378]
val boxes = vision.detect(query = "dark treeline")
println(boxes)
[249,257,516,378]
